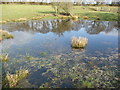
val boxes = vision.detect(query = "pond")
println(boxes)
[1,19,119,88]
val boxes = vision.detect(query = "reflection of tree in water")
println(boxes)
[84,20,118,34]
[2,19,118,36]
[51,19,81,36]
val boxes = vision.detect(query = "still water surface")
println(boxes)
[1,19,119,88]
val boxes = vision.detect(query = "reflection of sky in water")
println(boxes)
[1,19,118,58]
[1,19,119,88]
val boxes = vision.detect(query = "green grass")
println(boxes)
[0,4,118,21]
[1,4,54,20]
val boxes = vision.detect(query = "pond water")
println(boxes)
[1,19,119,88]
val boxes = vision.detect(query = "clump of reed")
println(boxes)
[6,69,29,88]
[83,16,89,19]
[71,37,88,48]
[0,30,14,41]
[0,54,9,62]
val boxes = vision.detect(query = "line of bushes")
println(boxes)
[0,2,51,5]
[0,2,119,6]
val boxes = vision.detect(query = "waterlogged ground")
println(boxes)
[1,19,119,88]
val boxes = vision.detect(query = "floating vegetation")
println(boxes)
[0,30,14,41]
[0,54,9,62]
[2,49,119,88]
[71,37,88,48]
[24,56,39,60]
[38,52,118,88]
[40,52,48,57]
[6,69,29,88]
[82,81,92,88]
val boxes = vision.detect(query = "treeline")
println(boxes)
[0,2,51,5]
[0,2,119,6]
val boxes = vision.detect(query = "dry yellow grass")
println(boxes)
[17,18,27,21]
[72,15,79,20]
[6,69,29,87]
[71,37,88,48]
[83,16,89,19]
[0,29,14,41]
[0,54,9,62]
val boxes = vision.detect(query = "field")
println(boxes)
[0,4,118,21]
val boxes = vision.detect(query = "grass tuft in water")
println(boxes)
[0,30,14,41]
[6,69,29,88]
[71,37,88,48]
[0,54,9,62]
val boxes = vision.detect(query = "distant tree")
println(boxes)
[51,1,73,16]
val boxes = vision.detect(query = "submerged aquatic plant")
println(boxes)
[6,69,29,88]
[71,37,88,48]
[0,30,14,41]
[82,81,92,88]
[40,52,48,57]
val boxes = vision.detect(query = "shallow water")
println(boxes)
[1,19,119,88]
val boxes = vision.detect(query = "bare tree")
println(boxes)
[51,1,73,16]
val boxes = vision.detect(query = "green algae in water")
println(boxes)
[40,52,48,57]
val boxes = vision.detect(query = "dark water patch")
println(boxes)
[28,67,50,87]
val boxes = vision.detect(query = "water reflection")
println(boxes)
[1,19,119,88]
[2,19,118,36]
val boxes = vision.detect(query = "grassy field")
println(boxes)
[0,4,118,22]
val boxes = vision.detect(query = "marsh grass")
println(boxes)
[0,30,14,41]
[0,54,9,62]
[6,69,29,88]
[71,37,88,48]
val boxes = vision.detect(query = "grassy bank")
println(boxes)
[0,4,118,22]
